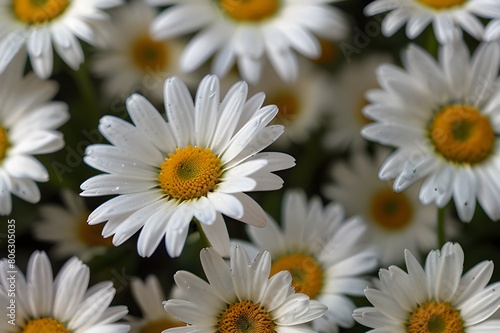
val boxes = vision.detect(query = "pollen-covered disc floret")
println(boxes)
[362,41,500,223]
[219,0,279,22]
[354,242,500,332]
[81,75,295,258]
[163,245,327,333]
[149,0,349,83]
[430,105,494,165]
[364,0,497,43]
[407,302,464,333]
[244,189,377,332]
[159,146,222,201]
[0,0,123,78]
[14,0,69,24]
[0,251,129,333]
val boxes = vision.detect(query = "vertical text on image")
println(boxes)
[6,219,16,326]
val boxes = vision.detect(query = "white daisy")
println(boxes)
[129,275,184,333]
[354,242,500,332]
[0,55,69,216]
[148,0,348,84]
[34,189,113,262]
[0,0,123,79]
[361,41,500,223]
[244,189,378,333]
[163,245,327,333]
[81,74,295,258]
[364,0,500,43]
[323,148,437,266]
[91,0,195,104]
[323,53,393,152]
[0,251,130,333]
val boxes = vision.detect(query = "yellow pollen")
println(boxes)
[370,188,413,231]
[140,318,184,333]
[314,38,338,65]
[0,126,9,162]
[131,35,169,73]
[218,301,274,333]
[417,0,465,9]
[13,0,69,24]
[269,91,300,127]
[22,317,69,333]
[407,302,463,333]
[159,146,222,201]
[219,0,280,22]
[78,214,113,247]
[270,253,323,298]
[430,105,495,165]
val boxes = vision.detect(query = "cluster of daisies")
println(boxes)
[2,0,500,333]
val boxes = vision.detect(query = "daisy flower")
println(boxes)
[148,0,348,84]
[244,189,378,333]
[363,0,500,43]
[34,189,113,262]
[92,0,195,104]
[0,251,129,333]
[0,0,123,79]
[81,75,295,258]
[361,41,500,223]
[129,275,184,333]
[323,148,437,266]
[0,55,69,216]
[163,245,327,333]
[323,53,393,152]
[354,242,500,332]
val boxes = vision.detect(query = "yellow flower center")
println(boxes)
[78,214,113,247]
[370,188,413,231]
[218,301,274,333]
[430,105,495,165]
[131,35,169,73]
[140,318,184,333]
[22,317,69,333]
[417,0,466,9]
[13,0,69,24]
[0,126,9,162]
[314,38,338,65]
[159,146,222,201]
[219,0,280,22]
[270,253,323,299]
[268,91,300,127]
[407,302,464,333]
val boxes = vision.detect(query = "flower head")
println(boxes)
[245,189,377,332]
[0,0,123,78]
[81,75,295,258]
[0,56,69,215]
[362,41,500,222]
[0,251,129,333]
[148,0,348,84]
[364,0,500,43]
[163,245,327,333]
[354,242,500,332]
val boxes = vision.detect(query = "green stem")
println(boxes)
[194,218,212,249]
[437,206,446,248]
